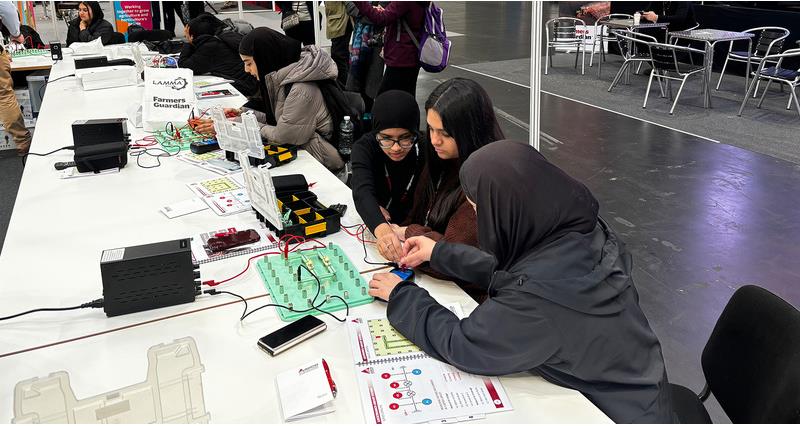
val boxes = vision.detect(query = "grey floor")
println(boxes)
[4,2,800,423]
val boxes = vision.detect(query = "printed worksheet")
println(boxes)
[347,305,513,424]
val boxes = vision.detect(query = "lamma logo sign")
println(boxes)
[153,77,188,91]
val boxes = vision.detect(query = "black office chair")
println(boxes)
[104,32,127,45]
[670,285,800,423]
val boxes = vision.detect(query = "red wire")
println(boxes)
[203,234,326,287]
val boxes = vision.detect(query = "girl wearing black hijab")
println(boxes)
[369,140,675,423]
[195,27,344,170]
[66,1,114,46]
[351,90,424,261]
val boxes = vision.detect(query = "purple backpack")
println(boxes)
[401,2,451,73]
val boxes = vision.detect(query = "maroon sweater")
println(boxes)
[355,1,427,68]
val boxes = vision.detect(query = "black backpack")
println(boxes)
[283,80,365,150]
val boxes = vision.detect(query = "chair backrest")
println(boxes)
[750,27,790,57]
[701,285,800,423]
[612,30,657,59]
[647,42,682,73]
[546,17,585,42]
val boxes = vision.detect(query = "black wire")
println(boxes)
[0,298,104,322]
[211,290,249,320]
[208,264,350,323]
[38,74,75,100]
[25,146,74,157]
[342,223,394,266]
[130,144,181,169]
[0,305,83,321]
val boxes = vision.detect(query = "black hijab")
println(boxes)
[460,140,600,270]
[81,1,104,26]
[239,27,302,125]
[372,90,420,135]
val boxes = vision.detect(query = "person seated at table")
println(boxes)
[390,78,504,300]
[66,1,114,46]
[643,1,697,31]
[351,90,425,261]
[368,140,675,423]
[178,13,258,96]
[194,27,344,171]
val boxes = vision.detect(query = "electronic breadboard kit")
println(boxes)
[210,106,341,238]
[10,48,49,58]
[256,243,373,321]
[153,126,215,154]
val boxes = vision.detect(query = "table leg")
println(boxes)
[704,42,713,108]
[745,38,752,95]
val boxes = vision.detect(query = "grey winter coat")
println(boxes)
[387,219,675,423]
[246,46,344,171]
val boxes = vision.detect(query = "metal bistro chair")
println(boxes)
[716,27,790,97]
[589,13,633,69]
[738,48,800,118]
[545,17,586,75]
[643,42,707,114]
[608,30,661,92]
[669,285,800,423]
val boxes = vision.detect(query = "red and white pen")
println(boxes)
[321,358,337,397]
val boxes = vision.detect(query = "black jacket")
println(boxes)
[351,132,423,232]
[178,31,259,96]
[387,219,674,423]
[645,1,696,31]
[66,18,114,46]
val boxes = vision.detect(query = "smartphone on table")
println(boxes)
[257,315,326,356]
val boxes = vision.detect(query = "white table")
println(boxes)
[0,51,612,423]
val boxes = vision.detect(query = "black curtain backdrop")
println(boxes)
[609,2,800,75]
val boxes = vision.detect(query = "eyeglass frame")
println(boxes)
[376,132,418,149]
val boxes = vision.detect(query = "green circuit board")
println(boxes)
[256,243,373,321]
[11,49,49,58]
[152,127,215,153]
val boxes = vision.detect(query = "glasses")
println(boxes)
[376,133,417,149]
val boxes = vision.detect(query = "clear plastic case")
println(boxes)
[12,337,210,424]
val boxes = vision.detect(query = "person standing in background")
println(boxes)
[354,1,427,97]
[151,1,205,37]
[278,1,316,46]
[325,1,353,86]
[0,2,32,156]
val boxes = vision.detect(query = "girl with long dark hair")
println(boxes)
[388,78,504,295]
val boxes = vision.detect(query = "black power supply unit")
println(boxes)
[100,239,201,317]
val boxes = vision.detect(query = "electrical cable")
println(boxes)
[38,73,76,100]
[0,298,104,322]
[342,223,394,267]
[24,145,74,157]
[129,144,180,169]
[206,264,349,323]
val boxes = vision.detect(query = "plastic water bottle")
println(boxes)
[338,116,354,156]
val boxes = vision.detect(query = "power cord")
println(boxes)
[0,298,104,322]
[38,74,76,100]
[22,145,75,166]
[205,264,349,323]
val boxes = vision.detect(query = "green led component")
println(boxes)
[256,243,373,321]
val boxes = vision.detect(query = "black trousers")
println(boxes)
[285,20,316,46]
[378,65,421,97]
[330,23,353,86]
